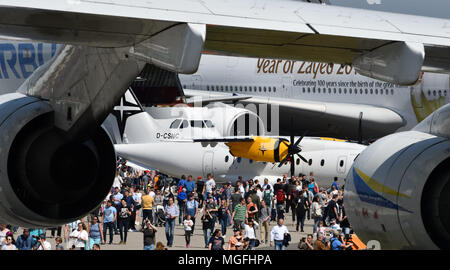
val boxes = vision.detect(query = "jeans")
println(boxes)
[103,222,114,244]
[118,219,129,242]
[165,218,176,246]
[142,209,153,223]
[274,240,285,250]
[203,228,212,247]
[248,239,256,250]
[276,204,284,221]
[220,215,229,236]
[296,212,306,231]
[178,201,186,224]
[88,237,101,250]
[185,230,192,245]
[313,217,322,234]
[144,244,155,250]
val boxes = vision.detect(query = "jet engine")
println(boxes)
[0,94,116,227]
[345,130,450,249]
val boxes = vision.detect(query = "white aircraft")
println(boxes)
[0,1,448,250]
[107,89,366,187]
[180,54,450,140]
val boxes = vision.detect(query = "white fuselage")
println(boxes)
[179,54,450,133]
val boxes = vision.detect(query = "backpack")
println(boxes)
[313,183,319,194]
[263,191,271,206]
[276,189,285,204]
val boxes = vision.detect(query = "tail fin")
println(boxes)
[104,88,158,144]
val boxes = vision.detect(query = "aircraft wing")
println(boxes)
[1,0,450,83]
[183,89,405,140]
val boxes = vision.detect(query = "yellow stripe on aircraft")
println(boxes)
[354,168,410,198]
[319,137,347,142]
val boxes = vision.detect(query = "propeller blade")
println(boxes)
[290,154,295,177]
[297,153,308,163]
[293,130,309,148]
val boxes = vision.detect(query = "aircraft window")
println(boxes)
[360,89,363,94]
[313,88,316,93]
[433,90,437,96]
[170,119,181,129]
[328,88,331,94]
[320,159,325,166]
[268,87,271,92]
[206,85,209,91]
[391,89,394,95]
[318,88,321,93]
[380,89,383,95]
[338,88,341,94]
[308,159,312,166]
[225,86,229,91]
[386,90,389,95]
[221,86,224,91]
[428,90,431,96]
[180,120,189,129]
[444,90,448,96]
[183,85,186,89]
[235,86,239,91]
[344,88,347,94]
[259,87,262,92]
[245,86,248,91]
[375,89,378,95]
[249,159,253,164]
[349,89,352,94]
[204,120,215,128]
[274,87,276,92]
[264,87,267,92]
[439,90,442,96]
[302,88,305,93]
[237,157,242,163]
[370,89,373,94]
[225,155,229,163]
[296,158,300,165]
[239,86,242,91]
[191,120,206,128]
[308,88,311,93]
[333,88,336,94]
[340,160,344,167]
[365,89,368,94]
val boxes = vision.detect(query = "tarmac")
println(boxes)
[42,209,317,250]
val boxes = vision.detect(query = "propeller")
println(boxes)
[278,130,309,177]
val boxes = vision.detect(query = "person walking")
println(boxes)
[142,189,155,223]
[202,211,213,248]
[102,200,117,245]
[295,190,309,232]
[208,229,225,250]
[270,218,289,250]
[259,200,271,244]
[69,222,88,250]
[118,199,132,245]
[311,196,322,234]
[183,214,194,248]
[244,218,259,250]
[232,198,247,230]
[218,200,231,237]
[87,216,104,250]
[164,197,179,247]
[185,194,199,233]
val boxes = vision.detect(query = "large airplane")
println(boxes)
[180,54,450,140]
[106,89,366,187]
[0,1,448,250]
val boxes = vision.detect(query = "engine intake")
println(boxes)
[0,94,115,227]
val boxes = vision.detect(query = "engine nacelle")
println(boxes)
[0,93,116,227]
[345,130,450,249]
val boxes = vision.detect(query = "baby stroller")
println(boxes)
[155,205,166,227]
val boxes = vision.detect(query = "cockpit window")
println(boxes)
[190,120,205,128]
[170,119,181,129]
[180,120,189,129]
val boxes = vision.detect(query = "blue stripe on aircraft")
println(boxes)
[352,168,412,213]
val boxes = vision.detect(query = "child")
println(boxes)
[183,214,194,248]
[55,237,64,250]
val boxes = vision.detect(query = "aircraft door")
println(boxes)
[336,156,347,175]
[282,76,291,98]
[192,75,203,89]
[203,151,214,177]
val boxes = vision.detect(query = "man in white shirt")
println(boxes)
[270,218,289,250]
[204,173,216,198]
[262,178,274,194]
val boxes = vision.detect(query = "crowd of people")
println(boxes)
[0,159,355,251]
